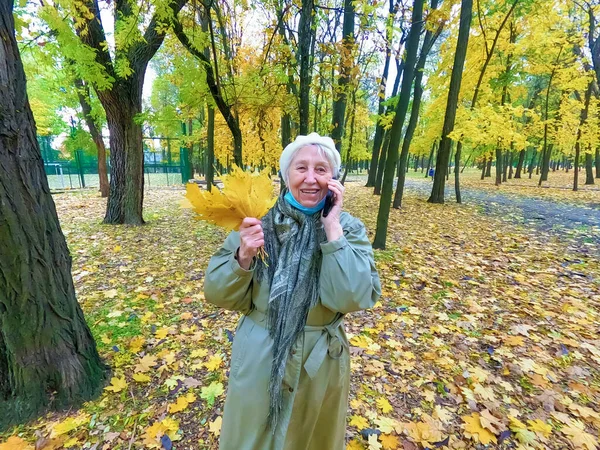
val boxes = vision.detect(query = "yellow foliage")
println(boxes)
[185,166,276,231]
[104,376,127,393]
[0,436,33,450]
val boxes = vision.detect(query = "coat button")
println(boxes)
[291,350,296,355]
[288,387,294,393]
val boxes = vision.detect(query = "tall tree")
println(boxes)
[393,0,444,208]
[428,0,473,203]
[366,0,398,187]
[42,0,188,224]
[0,0,107,429]
[330,0,355,153]
[298,0,315,134]
[373,0,424,249]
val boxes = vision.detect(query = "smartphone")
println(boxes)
[322,177,337,217]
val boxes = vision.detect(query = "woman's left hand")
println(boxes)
[320,178,345,242]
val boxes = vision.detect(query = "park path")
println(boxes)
[347,175,600,257]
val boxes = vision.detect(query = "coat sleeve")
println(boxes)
[204,231,254,314]
[319,220,381,314]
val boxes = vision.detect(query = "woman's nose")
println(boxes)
[304,169,317,183]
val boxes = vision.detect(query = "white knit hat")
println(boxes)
[279,133,341,184]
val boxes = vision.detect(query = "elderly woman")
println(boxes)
[204,132,381,450]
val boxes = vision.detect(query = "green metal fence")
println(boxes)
[39,136,192,190]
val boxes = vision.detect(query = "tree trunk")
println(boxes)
[330,0,355,153]
[515,149,525,178]
[585,150,595,184]
[495,146,503,186]
[481,156,487,180]
[508,149,514,179]
[74,79,109,197]
[502,150,509,182]
[394,0,441,208]
[595,148,600,178]
[206,105,215,192]
[574,142,580,191]
[528,150,537,179]
[0,4,108,429]
[374,130,391,195]
[426,142,436,177]
[373,0,424,249]
[367,28,402,188]
[298,0,315,134]
[428,0,472,204]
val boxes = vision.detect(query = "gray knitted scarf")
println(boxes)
[256,190,327,430]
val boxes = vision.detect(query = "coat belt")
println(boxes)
[246,309,346,379]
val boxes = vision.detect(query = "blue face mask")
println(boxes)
[284,190,326,215]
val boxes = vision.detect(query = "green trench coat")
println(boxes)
[204,212,381,450]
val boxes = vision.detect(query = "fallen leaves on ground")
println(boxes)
[0,181,598,449]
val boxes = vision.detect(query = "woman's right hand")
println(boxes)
[237,217,264,270]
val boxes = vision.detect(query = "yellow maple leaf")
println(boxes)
[462,413,497,445]
[205,355,223,371]
[180,312,193,320]
[155,327,170,339]
[504,335,524,346]
[374,417,399,434]
[184,166,276,231]
[129,336,145,353]
[527,419,552,437]
[141,422,167,449]
[346,438,365,450]
[104,376,127,393]
[560,420,598,450]
[509,417,537,446]
[349,415,369,429]
[379,434,399,450]
[50,413,90,438]
[376,398,393,414]
[432,405,452,424]
[133,373,151,383]
[0,436,33,450]
[191,349,208,358]
[479,409,502,434]
[403,417,444,447]
[209,416,223,436]
[168,396,192,413]
[135,354,158,373]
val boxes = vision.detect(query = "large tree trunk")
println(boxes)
[374,130,391,195]
[585,150,595,184]
[373,0,424,249]
[595,148,600,178]
[330,0,355,153]
[100,89,145,224]
[0,3,108,429]
[428,0,473,204]
[206,105,215,191]
[74,79,109,197]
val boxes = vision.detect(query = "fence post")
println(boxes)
[75,149,86,188]
[180,147,191,184]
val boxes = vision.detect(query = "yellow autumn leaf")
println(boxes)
[504,335,524,346]
[346,438,365,450]
[376,398,393,414]
[133,373,151,383]
[155,327,170,339]
[349,415,369,429]
[169,395,192,413]
[180,312,193,320]
[463,413,497,445]
[209,416,223,436]
[527,419,552,437]
[560,420,598,450]
[191,349,208,358]
[184,166,276,231]
[104,376,127,393]
[205,355,223,371]
[50,413,90,437]
[379,434,399,450]
[0,436,33,450]
[129,336,145,353]
[135,354,158,373]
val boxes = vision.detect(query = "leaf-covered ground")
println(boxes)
[1,181,599,450]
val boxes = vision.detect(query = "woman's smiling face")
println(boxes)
[288,145,333,208]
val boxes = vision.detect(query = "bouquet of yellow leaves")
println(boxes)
[183,165,277,231]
